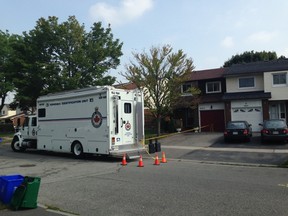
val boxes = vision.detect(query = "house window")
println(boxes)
[181,83,192,93]
[1,110,5,115]
[206,82,221,93]
[239,77,255,88]
[269,103,286,119]
[273,73,287,85]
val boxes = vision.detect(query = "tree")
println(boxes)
[223,50,278,67]
[122,45,195,136]
[0,30,18,112]
[12,16,123,112]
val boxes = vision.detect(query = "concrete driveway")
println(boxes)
[159,132,288,166]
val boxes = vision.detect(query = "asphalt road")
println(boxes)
[0,132,288,216]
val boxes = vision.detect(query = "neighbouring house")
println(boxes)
[0,104,26,130]
[114,82,138,90]
[223,59,288,132]
[0,104,16,124]
[177,59,288,132]
[175,68,227,132]
[223,63,271,131]
[115,59,288,133]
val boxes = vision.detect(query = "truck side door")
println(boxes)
[21,116,38,140]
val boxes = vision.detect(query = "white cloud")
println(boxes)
[221,36,234,48]
[248,31,277,43]
[89,0,154,26]
[278,48,288,57]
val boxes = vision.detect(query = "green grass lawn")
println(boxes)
[0,201,8,210]
[0,132,14,144]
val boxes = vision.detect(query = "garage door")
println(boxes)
[200,110,225,132]
[232,107,262,131]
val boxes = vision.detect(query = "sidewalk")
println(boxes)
[159,132,288,151]
[162,145,288,153]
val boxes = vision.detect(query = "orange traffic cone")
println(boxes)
[121,153,127,166]
[154,154,160,165]
[138,155,144,167]
[161,152,167,163]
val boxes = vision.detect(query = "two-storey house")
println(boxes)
[116,59,288,133]
[176,68,226,132]
[222,62,271,131]
[223,59,288,131]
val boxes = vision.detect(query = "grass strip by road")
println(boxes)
[0,201,8,210]
[0,132,14,144]
[45,204,80,216]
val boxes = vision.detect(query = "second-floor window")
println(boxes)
[181,83,192,94]
[273,73,287,86]
[206,81,221,93]
[239,77,255,88]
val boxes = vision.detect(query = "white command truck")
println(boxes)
[11,86,145,159]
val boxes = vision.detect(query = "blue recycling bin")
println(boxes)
[0,175,24,204]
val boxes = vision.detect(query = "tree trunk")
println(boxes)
[0,95,6,112]
[157,116,161,137]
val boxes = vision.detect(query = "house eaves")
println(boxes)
[224,59,288,77]
[114,82,138,90]
[186,68,227,81]
[222,91,271,100]
[201,94,224,103]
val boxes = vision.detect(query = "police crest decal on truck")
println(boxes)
[91,107,102,128]
[125,121,131,131]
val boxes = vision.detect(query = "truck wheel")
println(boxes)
[72,142,84,158]
[11,138,26,152]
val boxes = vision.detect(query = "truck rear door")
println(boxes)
[119,100,135,144]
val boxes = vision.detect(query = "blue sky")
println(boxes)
[1,0,288,85]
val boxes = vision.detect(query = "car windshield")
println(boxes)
[227,122,246,129]
[264,120,286,128]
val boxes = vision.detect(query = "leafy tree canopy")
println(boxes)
[11,16,123,112]
[0,30,19,111]
[223,50,279,67]
[122,44,195,135]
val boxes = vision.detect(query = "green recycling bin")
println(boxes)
[10,176,41,210]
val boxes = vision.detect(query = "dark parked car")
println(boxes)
[224,121,252,142]
[259,119,288,143]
